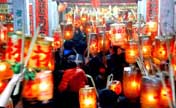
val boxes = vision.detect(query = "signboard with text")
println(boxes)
[35,0,49,36]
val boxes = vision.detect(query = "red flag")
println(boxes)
[91,0,100,8]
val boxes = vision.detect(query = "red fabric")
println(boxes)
[58,67,87,93]
[91,0,100,8]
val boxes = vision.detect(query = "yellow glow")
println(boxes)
[84,98,93,106]
[147,94,156,102]
[0,63,7,72]
[0,82,2,87]
[129,50,136,56]
[131,81,137,88]
[142,46,148,53]
[39,82,48,91]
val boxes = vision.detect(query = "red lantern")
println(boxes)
[123,66,141,99]
[97,32,110,52]
[0,62,13,80]
[110,23,127,49]
[152,36,168,61]
[89,33,99,55]
[5,32,22,62]
[125,41,139,64]
[37,70,53,101]
[146,21,158,41]
[79,85,97,108]
[0,25,8,43]
[61,23,74,40]
[140,35,152,58]
[140,76,161,108]
[28,36,54,70]
[109,80,122,95]
[52,30,63,50]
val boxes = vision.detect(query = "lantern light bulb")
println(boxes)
[0,63,7,72]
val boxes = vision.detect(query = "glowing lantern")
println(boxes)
[125,41,139,64]
[5,32,23,63]
[66,13,73,23]
[144,59,153,75]
[79,85,97,108]
[81,13,88,24]
[140,35,152,58]
[140,76,161,108]
[110,23,127,48]
[97,31,110,52]
[52,30,63,50]
[89,33,99,55]
[0,62,13,80]
[22,79,39,99]
[83,22,92,36]
[171,57,176,77]
[152,36,168,61]
[146,21,158,40]
[123,66,141,99]
[28,36,54,70]
[37,70,53,101]
[61,23,74,40]
[0,25,8,43]
[108,80,122,95]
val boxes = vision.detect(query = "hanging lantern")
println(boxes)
[110,23,127,49]
[108,80,122,95]
[140,76,161,108]
[5,23,14,33]
[89,33,99,55]
[0,25,8,44]
[37,70,53,101]
[97,31,110,52]
[22,78,39,100]
[28,36,54,70]
[0,62,13,80]
[66,13,73,23]
[125,40,139,64]
[140,35,152,59]
[160,75,172,108]
[5,31,22,63]
[146,21,158,41]
[83,22,92,36]
[123,66,141,99]
[79,85,97,108]
[81,13,88,24]
[61,23,74,40]
[52,30,63,50]
[152,36,168,62]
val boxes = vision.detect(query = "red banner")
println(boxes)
[35,0,49,36]
[91,0,100,7]
[0,0,7,3]
[29,4,34,36]
[146,0,158,22]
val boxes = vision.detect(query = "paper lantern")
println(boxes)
[110,23,127,48]
[79,85,97,108]
[81,13,89,24]
[109,80,122,95]
[97,31,110,52]
[89,33,99,55]
[152,36,168,61]
[140,76,161,108]
[83,22,92,36]
[28,36,54,70]
[0,25,8,43]
[61,23,74,40]
[146,21,158,41]
[22,79,39,99]
[0,62,13,80]
[140,35,152,59]
[125,41,139,64]
[37,70,53,101]
[5,32,22,62]
[52,30,63,50]
[123,66,141,99]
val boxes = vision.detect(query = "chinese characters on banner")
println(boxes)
[29,3,34,36]
[146,0,158,22]
[35,0,49,36]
